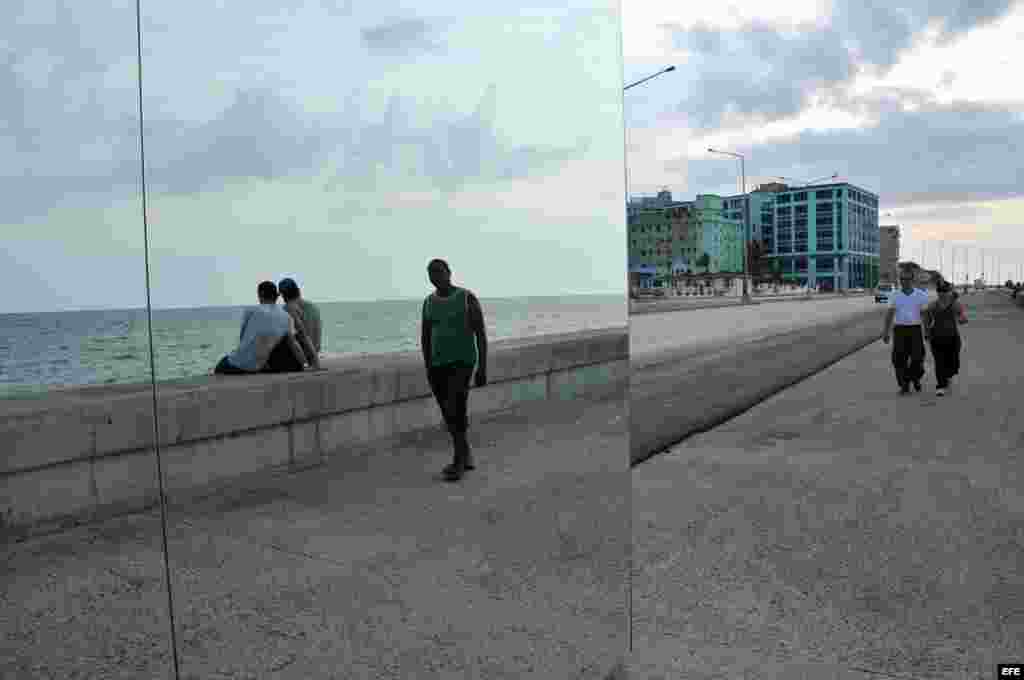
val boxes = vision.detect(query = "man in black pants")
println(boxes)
[883,269,931,394]
[421,259,488,482]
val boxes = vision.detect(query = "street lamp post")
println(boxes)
[773,173,839,187]
[708,147,752,303]
[624,65,676,91]
[623,66,676,299]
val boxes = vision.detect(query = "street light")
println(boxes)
[624,66,676,297]
[773,173,839,187]
[624,65,676,91]
[708,147,752,303]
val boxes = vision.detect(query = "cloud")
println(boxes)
[2,1,626,311]
[320,85,591,195]
[360,17,448,56]
[0,1,143,222]
[144,88,336,195]
[891,202,998,222]
[674,97,1024,207]
[662,0,1018,130]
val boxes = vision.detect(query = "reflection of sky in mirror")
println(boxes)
[1,0,626,313]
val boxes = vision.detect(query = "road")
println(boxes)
[631,292,1024,678]
[629,292,872,316]
[630,295,886,368]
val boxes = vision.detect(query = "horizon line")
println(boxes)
[0,291,627,316]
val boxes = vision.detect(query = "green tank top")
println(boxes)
[424,287,478,368]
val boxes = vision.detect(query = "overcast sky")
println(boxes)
[2,0,626,313]
[623,0,1024,283]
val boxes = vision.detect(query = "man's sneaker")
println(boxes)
[442,463,465,482]
[936,388,946,396]
[913,380,922,392]
[454,435,474,471]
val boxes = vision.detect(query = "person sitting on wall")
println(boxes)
[278,277,321,369]
[214,281,307,375]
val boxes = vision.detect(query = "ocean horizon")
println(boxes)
[1,293,626,399]
[1,291,627,317]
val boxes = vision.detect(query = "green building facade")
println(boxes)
[628,194,742,288]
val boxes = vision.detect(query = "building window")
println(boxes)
[794,191,807,201]
[777,194,791,204]
[795,204,808,216]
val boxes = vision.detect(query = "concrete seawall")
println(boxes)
[1,327,628,535]
[631,307,887,464]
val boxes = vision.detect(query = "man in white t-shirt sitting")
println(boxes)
[883,269,931,395]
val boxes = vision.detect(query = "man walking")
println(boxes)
[278,277,322,370]
[421,259,488,482]
[883,269,930,394]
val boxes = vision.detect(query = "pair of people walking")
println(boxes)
[883,271,968,396]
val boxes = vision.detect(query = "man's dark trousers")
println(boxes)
[892,324,926,388]
[427,363,475,467]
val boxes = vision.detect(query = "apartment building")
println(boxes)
[627,192,743,289]
[755,182,880,291]
[879,225,900,285]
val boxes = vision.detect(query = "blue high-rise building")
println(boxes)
[727,182,880,291]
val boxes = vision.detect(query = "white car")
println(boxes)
[875,283,894,303]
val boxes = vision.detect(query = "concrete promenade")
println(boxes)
[631,291,1024,679]
[1,387,628,678]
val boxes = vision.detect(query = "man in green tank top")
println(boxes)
[421,258,488,482]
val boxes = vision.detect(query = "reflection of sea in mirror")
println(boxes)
[3,0,629,676]
[0,295,623,395]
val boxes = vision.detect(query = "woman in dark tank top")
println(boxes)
[925,281,968,396]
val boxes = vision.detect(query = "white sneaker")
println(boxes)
[936,388,945,396]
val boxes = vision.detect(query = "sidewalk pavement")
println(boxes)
[2,386,628,679]
[631,291,1024,679]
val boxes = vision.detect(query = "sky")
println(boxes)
[622,0,1024,284]
[1,0,627,313]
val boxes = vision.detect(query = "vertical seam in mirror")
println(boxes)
[134,0,182,677]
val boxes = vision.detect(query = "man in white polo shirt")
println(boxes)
[883,269,931,395]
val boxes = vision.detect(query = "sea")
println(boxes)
[0,295,625,399]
